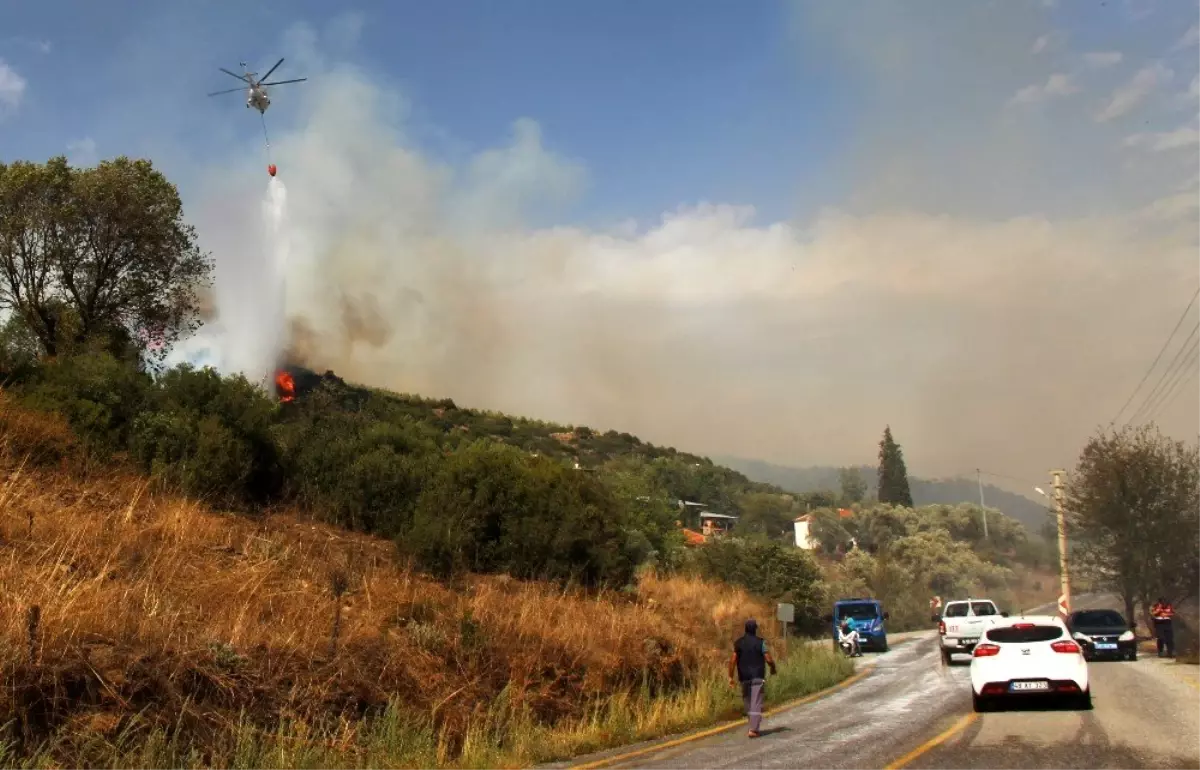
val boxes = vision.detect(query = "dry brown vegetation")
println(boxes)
[0,397,799,765]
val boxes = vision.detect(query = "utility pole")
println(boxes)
[976,468,988,540]
[1051,469,1070,620]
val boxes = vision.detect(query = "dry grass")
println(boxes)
[0,397,851,767]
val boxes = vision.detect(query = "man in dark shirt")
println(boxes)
[728,618,777,738]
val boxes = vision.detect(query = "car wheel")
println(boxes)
[972,694,991,713]
[1127,650,1138,662]
[941,648,952,665]
[880,638,889,653]
[1074,691,1093,710]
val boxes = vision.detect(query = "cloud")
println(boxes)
[1009,73,1078,105]
[1031,35,1052,54]
[1096,62,1172,121]
[66,137,99,166]
[0,59,26,116]
[168,7,1196,492]
[1191,74,1200,100]
[1175,24,1199,50]
[1124,126,1200,152]
[1082,51,1123,68]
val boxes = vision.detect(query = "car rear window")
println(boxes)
[1072,610,1125,627]
[987,625,1063,643]
[944,603,969,617]
[971,601,998,616]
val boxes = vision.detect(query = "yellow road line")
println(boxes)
[883,713,978,770]
[569,664,878,770]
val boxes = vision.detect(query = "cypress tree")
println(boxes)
[877,426,913,507]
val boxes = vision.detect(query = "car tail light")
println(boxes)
[973,643,1001,657]
[981,683,1007,695]
[938,620,946,636]
[1051,640,1081,654]
[1012,623,1035,630]
[1052,680,1081,693]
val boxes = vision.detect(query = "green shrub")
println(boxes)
[688,538,825,632]
[404,441,638,586]
[128,365,280,505]
[278,412,433,535]
[21,352,151,454]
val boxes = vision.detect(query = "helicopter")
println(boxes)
[208,58,306,176]
[207,58,306,116]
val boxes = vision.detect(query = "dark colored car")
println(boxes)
[1066,609,1137,661]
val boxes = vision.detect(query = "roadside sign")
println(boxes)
[1057,594,1069,616]
[777,603,794,623]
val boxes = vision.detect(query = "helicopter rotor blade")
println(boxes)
[219,67,251,83]
[259,78,307,87]
[260,57,285,83]
[207,86,248,97]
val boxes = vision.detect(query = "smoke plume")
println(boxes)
[179,5,1198,491]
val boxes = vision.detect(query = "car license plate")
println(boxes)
[1095,642,1117,650]
[1009,681,1050,692]
[961,638,978,646]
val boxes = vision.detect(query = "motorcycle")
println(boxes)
[838,633,862,657]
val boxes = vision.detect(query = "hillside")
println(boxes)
[0,396,851,767]
[716,458,1053,534]
[0,353,1064,766]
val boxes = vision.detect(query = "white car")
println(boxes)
[969,615,1091,712]
[938,598,1005,662]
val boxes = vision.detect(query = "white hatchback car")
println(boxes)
[969,614,1091,712]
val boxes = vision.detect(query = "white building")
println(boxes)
[793,514,817,549]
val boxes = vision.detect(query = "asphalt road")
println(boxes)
[597,634,969,769]
[907,653,1199,770]
[567,596,1199,770]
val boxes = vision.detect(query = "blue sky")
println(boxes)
[2,0,857,226]
[0,1,1196,485]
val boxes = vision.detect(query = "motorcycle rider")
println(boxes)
[838,616,861,657]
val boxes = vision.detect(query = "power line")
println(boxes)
[1132,323,1200,422]
[1109,287,1199,428]
[1126,323,1197,427]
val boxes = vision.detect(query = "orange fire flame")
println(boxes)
[275,370,295,403]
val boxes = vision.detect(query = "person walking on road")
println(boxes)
[1151,598,1176,658]
[729,618,777,738]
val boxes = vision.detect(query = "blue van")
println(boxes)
[829,597,890,652]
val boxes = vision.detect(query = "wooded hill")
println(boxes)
[717,457,1053,534]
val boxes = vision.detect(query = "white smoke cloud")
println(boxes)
[175,6,1197,492]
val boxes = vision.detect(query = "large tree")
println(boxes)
[877,426,913,507]
[1065,424,1199,626]
[0,156,211,364]
[838,466,868,504]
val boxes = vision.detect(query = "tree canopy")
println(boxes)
[0,156,211,364]
[1065,424,1199,624]
[838,466,868,504]
[877,426,913,507]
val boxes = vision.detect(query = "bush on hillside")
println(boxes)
[687,537,825,632]
[277,411,436,535]
[21,352,151,455]
[129,365,281,506]
[404,441,640,587]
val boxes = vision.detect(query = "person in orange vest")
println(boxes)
[1150,597,1176,658]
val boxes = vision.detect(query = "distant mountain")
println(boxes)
[714,457,1055,535]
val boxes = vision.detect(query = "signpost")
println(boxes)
[777,602,794,656]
